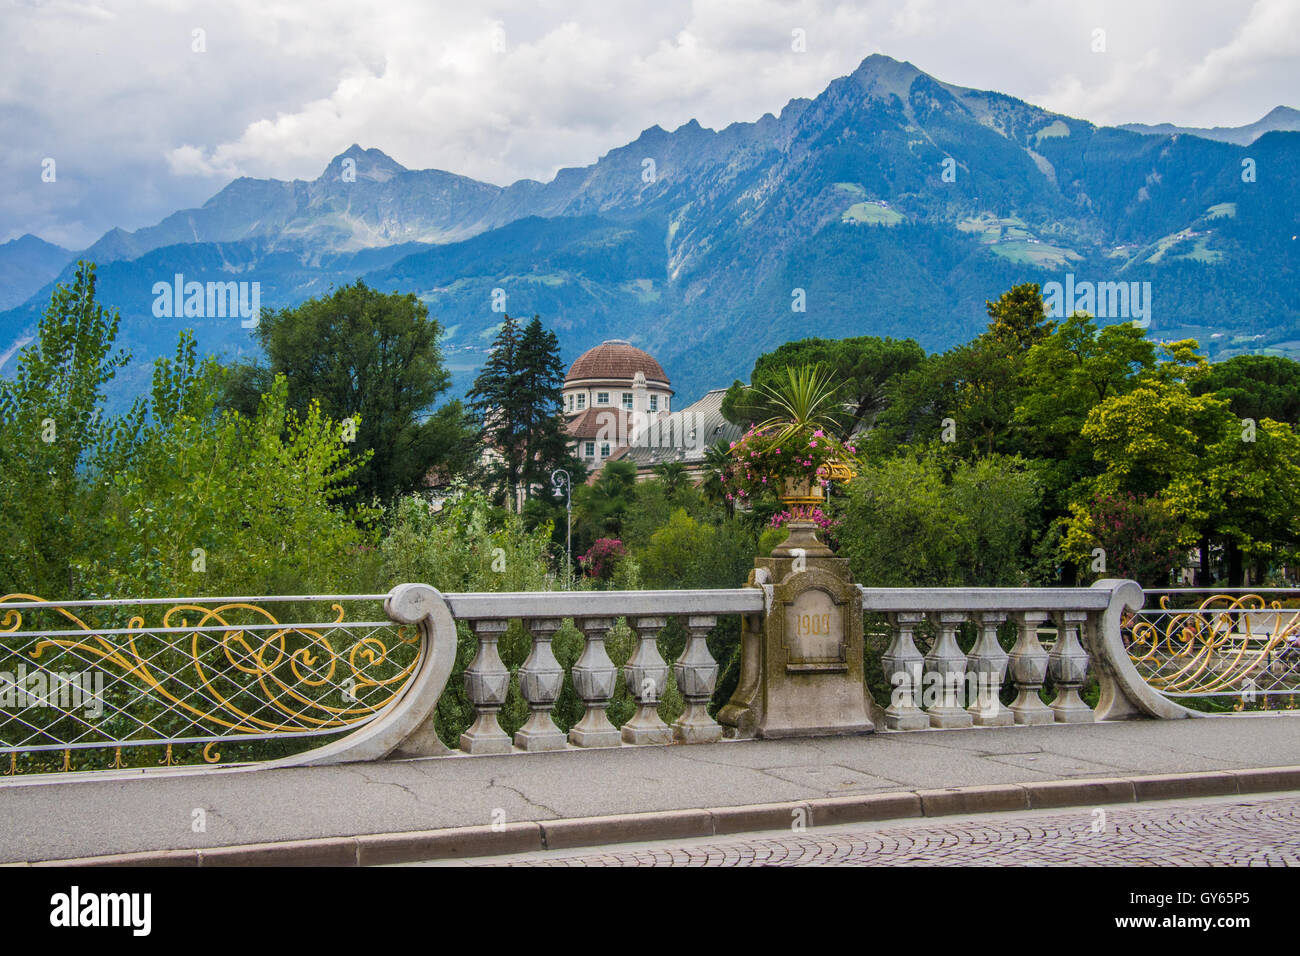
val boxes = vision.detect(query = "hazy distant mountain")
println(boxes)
[3,54,1297,411]
[1120,106,1300,145]
[0,235,73,311]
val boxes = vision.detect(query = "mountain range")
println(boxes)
[3,54,1297,411]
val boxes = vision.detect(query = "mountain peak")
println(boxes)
[320,145,407,182]
[843,53,928,102]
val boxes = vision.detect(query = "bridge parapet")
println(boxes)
[7,576,1297,778]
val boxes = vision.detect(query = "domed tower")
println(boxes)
[563,340,673,466]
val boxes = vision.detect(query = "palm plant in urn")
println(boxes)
[724,363,859,556]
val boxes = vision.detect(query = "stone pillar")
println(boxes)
[1009,610,1053,725]
[514,618,567,751]
[1049,609,1094,723]
[673,615,723,743]
[925,611,972,728]
[622,616,673,745]
[966,611,1013,726]
[882,611,928,730]
[717,519,873,738]
[460,619,512,754]
[569,616,622,747]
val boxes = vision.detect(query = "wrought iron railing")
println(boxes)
[1125,589,1300,712]
[0,593,417,774]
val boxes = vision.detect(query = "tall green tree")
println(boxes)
[469,314,576,508]
[223,279,476,505]
[0,262,131,596]
[985,282,1055,350]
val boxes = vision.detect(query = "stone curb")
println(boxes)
[24,765,1300,867]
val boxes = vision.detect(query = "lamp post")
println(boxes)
[551,468,572,586]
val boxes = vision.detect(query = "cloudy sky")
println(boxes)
[3,0,1297,248]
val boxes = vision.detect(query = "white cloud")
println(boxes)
[1,0,1294,247]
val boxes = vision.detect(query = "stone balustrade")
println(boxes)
[440,589,762,756]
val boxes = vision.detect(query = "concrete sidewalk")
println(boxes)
[3,713,1300,865]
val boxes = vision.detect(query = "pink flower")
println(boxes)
[813,429,824,438]
[810,440,818,447]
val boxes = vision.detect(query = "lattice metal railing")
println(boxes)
[1126,590,1300,710]
[0,594,420,774]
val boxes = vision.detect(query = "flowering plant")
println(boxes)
[579,537,626,580]
[723,363,860,503]
[770,507,837,532]
[770,505,840,549]
[724,423,859,503]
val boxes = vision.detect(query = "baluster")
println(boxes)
[622,616,673,745]
[514,618,567,751]
[569,616,622,747]
[1049,610,1094,723]
[1009,610,1053,725]
[883,612,928,730]
[460,619,513,754]
[924,611,972,728]
[967,611,1013,726]
[673,615,723,743]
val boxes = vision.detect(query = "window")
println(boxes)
[584,441,595,458]
[600,442,611,458]
[648,395,658,412]
[576,394,586,410]
[566,394,573,411]
[596,392,610,405]
[663,397,669,411]
[622,393,633,410]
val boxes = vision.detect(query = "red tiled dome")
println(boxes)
[566,340,669,384]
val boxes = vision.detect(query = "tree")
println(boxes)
[574,460,638,548]
[469,314,575,508]
[838,450,1040,587]
[224,279,474,505]
[722,336,924,438]
[868,337,1023,458]
[985,282,1055,350]
[0,262,131,596]
[1076,379,1300,585]
[652,461,690,497]
[1059,492,1185,587]
[1192,354,1300,425]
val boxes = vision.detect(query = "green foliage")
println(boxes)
[985,282,1055,350]
[0,263,130,596]
[224,279,476,506]
[1060,492,1184,587]
[1,266,377,599]
[839,450,1041,586]
[637,509,758,589]
[1191,354,1300,425]
[573,459,639,550]
[379,486,555,593]
[722,336,924,438]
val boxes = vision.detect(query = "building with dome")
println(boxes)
[564,340,674,467]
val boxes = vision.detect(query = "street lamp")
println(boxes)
[551,468,572,586]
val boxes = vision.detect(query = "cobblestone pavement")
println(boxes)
[454,793,1300,866]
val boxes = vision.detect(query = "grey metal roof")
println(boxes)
[618,388,743,468]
